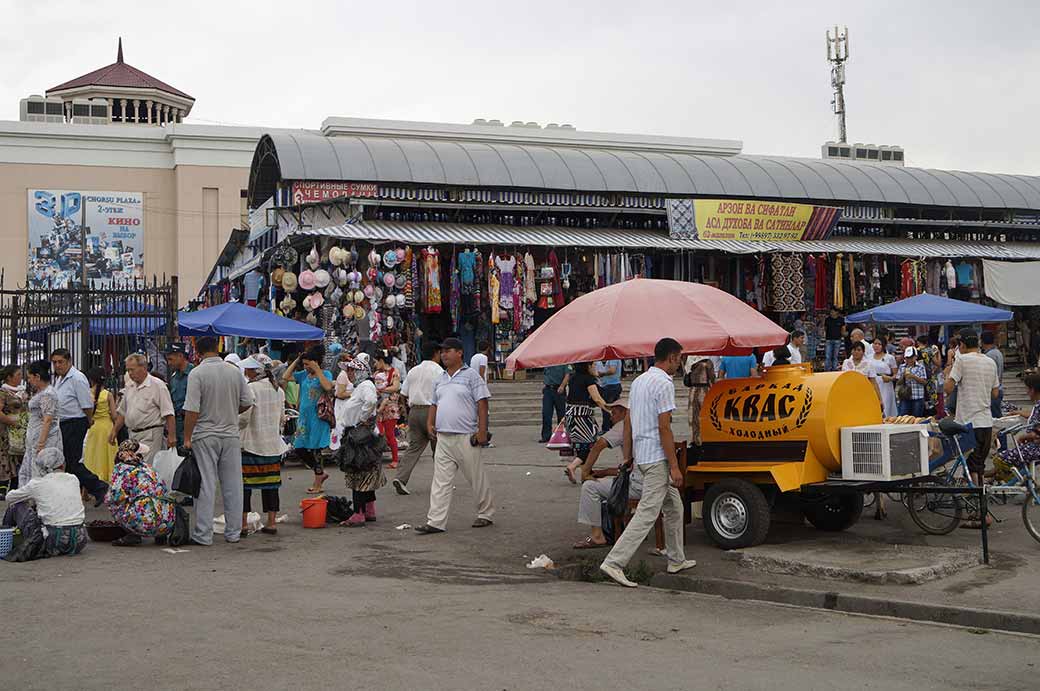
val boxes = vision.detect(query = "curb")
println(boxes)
[649,573,1040,636]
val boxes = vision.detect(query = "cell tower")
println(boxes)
[826,25,850,143]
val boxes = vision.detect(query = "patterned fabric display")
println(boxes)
[770,254,805,312]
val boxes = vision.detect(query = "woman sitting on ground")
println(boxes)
[997,373,1040,470]
[2,447,87,559]
[105,439,176,546]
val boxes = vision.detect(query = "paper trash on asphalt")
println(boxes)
[395,523,412,530]
[526,554,554,569]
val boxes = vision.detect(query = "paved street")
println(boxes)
[3,421,1038,690]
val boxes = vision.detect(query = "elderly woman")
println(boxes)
[104,440,176,546]
[334,354,386,527]
[19,360,63,488]
[3,447,87,559]
[238,355,286,536]
[0,364,27,496]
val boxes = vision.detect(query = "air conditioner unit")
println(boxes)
[70,98,92,124]
[840,424,929,481]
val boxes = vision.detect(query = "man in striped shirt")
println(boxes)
[601,338,696,587]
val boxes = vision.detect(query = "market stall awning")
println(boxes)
[295,220,1040,259]
[178,302,322,340]
[844,293,1013,325]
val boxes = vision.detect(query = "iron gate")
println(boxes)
[0,273,178,382]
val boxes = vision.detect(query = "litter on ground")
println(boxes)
[526,554,554,569]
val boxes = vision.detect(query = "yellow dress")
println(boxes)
[84,389,118,484]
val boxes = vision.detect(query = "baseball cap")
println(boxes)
[904,346,917,358]
[165,343,187,355]
[441,337,464,351]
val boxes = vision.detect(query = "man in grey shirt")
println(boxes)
[415,338,493,534]
[183,336,255,545]
[982,331,1004,419]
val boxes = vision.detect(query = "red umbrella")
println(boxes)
[506,278,790,369]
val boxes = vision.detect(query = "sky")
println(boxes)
[3,0,1039,175]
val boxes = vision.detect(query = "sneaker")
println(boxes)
[599,563,638,588]
[393,478,410,496]
[666,559,697,574]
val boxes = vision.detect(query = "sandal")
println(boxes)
[573,536,608,550]
[564,466,578,485]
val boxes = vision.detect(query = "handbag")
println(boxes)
[172,449,203,498]
[7,410,27,456]
[545,420,571,450]
[316,391,336,425]
[168,506,190,546]
[607,465,632,517]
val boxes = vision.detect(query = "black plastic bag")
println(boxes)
[172,449,203,498]
[607,466,631,517]
[168,505,190,546]
[324,495,355,523]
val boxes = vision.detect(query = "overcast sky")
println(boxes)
[4,1,1039,175]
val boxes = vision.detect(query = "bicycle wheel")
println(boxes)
[1022,491,1040,544]
[909,486,963,535]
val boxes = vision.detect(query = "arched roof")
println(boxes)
[249,130,1040,210]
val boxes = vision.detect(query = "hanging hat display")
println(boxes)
[395,247,406,262]
[372,286,384,304]
[368,249,380,267]
[342,304,354,319]
[352,290,364,304]
[270,243,298,268]
[330,286,344,304]
[387,316,395,330]
[314,269,331,288]
[308,292,325,310]
[298,270,317,291]
[306,243,320,270]
[281,272,298,291]
[363,284,374,299]
[336,268,349,286]
[384,295,396,309]
[383,272,395,288]
[354,305,366,321]
[383,249,398,268]
[305,312,318,325]
[280,296,297,312]
[271,267,285,285]
[329,246,346,266]
[395,293,406,308]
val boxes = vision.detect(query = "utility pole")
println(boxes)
[826,25,850,143]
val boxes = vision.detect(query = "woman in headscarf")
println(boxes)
[3,447,87,558]
[0,364,27,496]
[105,439,176,546]
[334,353,386,527]
[238,355,286,536]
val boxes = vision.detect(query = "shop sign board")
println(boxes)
[27,189,144,289]
[291,181,378,204]
[668,198,841,242]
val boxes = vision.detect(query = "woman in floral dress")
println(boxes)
[105,439,176,546]
[0,364,27,493]
[19,360,62,488]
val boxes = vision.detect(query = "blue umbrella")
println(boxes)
[845,293,1013,325]
[178,302,323,341]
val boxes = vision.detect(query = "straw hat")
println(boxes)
[383,272,395,288]
[363,284,374,299]
[386,316,394,330]
[307,291,325,310]
[353,290,365,304]
[342,304,354,319]
[305,312,318,325]
[384,295,396,309]
[354,305,366,321]
[395,293,406,308]
[279,296,297,312]
[314,269,331,288]
[306,244,320,269]
[329,246,347,266]
[368,249,380,267]
[298,270,317,291]
[271,267,285,285]
[383,249,399,268]
[281,272,298,291]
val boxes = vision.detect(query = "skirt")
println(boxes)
[45,524,87,557]
[344,463,386,493]
[242,452,282,490]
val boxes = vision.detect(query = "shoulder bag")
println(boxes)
[607,465,631,517]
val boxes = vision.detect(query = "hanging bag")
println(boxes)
[607,465,632,517]
[316,390,336,425]
[172,449,203,499]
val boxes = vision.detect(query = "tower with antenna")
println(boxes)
[826,25,849,143]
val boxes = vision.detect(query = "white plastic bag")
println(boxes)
[152,448,185,489]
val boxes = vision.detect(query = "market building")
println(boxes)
[211,115,1040,369]
[1,40,261,302]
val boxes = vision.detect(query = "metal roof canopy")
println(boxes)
[294,220,1040,259]
[249,130,1040,211]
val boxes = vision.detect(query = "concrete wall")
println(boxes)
[0,161,247,304]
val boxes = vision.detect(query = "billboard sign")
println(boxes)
[27,190,144,288]
[291,181,378,205]
[668,198,841,242]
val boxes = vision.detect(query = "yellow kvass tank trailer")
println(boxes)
[689,363,882,549]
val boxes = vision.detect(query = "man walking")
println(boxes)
[394,340,444,495]
[415,338,494,534]
[600,337,696,587]
[50,348,107,504]
[539,363,570,443]
[110,353,176,464]
[824,307,845,371]
[182,336,255,545]
[945,328,1000,489]
[595,358,623,432]
[762,330,805,368]
[166,343,194,447]
[982,331,1004,419]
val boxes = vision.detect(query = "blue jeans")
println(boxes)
[599,383,622,432]
[825,340,842,371]
[541,385,566,442]
[991,389,1004,419]
[898,398,925,417]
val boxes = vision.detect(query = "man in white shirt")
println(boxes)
[394,341,444,495]
[110,353,176,464]
[601,338,696,587]
[945,328,1000,488]
[761,330,806,368]
[470,341,491,383]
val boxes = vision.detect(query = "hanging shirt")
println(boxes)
[955,262,974,287]
[458,251,477,284]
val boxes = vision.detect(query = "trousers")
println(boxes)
[540,385,566,441]
[60,417,107,496]
[191,435,243,544]
[603,461,686,569]
[825,340,842,372]
[243,488,279,513]
[426,432,494,530]
[396,405,435,486]
[578,476,643,526]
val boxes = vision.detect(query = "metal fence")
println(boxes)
[0,273,178,383]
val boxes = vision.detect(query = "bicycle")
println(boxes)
[908,417,1040,542]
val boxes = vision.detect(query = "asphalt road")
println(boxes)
[2,423,1037,689]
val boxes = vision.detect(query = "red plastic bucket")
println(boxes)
[300,497,328,528]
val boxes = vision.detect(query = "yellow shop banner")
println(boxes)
[686,199,840,242]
